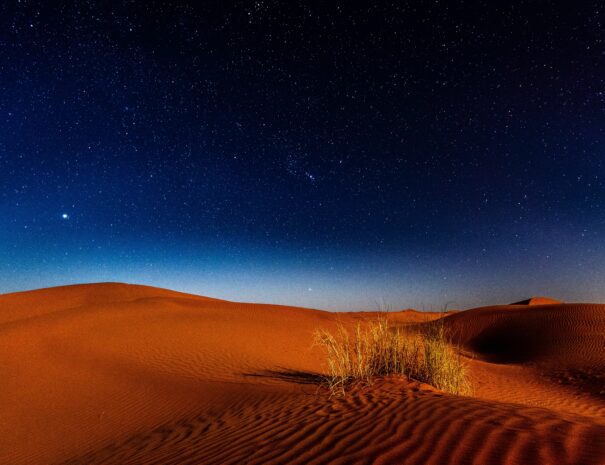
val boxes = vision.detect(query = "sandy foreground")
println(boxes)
[1,283,604,465]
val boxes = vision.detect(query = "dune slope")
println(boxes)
[1,284,604,465]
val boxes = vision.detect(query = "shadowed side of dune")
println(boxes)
[441,303,605,366]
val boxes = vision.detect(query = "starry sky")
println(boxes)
[1,1,604,310]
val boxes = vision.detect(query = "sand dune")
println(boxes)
[1,284,604,464]
[510,297,563,306]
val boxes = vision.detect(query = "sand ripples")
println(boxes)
[62,378,605,465]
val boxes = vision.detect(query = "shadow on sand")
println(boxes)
[243,368,325,386]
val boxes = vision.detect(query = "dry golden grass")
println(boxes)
[314,314,471,396]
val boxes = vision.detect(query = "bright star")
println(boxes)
[62,213,69,219]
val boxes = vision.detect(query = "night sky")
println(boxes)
[1,1,604,310]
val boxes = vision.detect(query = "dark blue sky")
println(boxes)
[1,1,604,310]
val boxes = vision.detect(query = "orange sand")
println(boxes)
[1,283,603,464]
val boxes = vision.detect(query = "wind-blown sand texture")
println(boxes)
[1,283,604,464]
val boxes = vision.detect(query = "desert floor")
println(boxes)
[1,283,604,464]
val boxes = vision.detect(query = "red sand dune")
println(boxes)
[1,283,604,464]
[510,296,563,306]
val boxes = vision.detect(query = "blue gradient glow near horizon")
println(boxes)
[3,222,605,310]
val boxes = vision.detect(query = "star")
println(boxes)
[62,213,69,219]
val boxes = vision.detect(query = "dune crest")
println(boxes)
[511,296,563,305]
[1,283,603,465]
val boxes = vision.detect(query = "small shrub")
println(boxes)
[421,320,472,395]
[314,314,471,396]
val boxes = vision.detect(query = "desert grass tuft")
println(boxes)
[314,314,471,396]
[420,319,472,395]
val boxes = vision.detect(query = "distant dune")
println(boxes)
[1,283,603,464]
[510,296,563,306]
